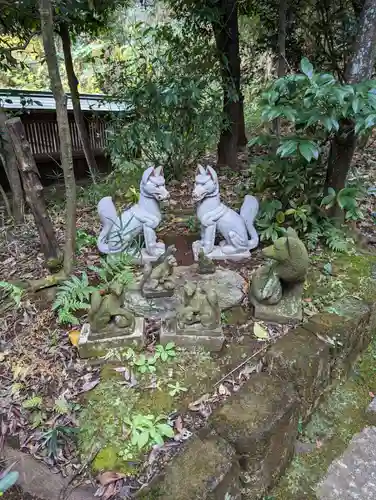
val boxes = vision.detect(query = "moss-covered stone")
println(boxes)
[304,297,371,377]
[141,433,240,500]
[266,327,330,418]
[210,373,299,498]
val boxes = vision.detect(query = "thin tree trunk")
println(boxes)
[238,93,247,147]
[213,0,241,170]
[40,0,76,275]
[326,0,376,222]
[0,108,24,223]
[6,118,62,268]
[59,23,98,184]
[273,0,287,137]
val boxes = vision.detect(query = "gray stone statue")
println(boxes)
[140,245,177,298]
[192,165,259,260]
[178,282,221,329]
[96,166,170,261]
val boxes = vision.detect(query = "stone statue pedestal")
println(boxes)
[249,283,304,324]
[192,241,252,262]
[160,318,225,352]
[132,246,166,265]
[78,318,144,360]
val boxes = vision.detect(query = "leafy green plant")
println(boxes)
[132,353,157,374]
[0,281,24,307]
[168,381,188,397]
[154,343,176,362]
[22,395,43,410]
[41,426,77,461]
[90,253,134,287]
[124,414,174,450]
[76,229,96,253]
[52,272,96,325]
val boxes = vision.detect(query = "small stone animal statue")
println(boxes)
[97,166,170,257]
[250,227,309,305]
[141,245,177,297]
[178,282,220,329]
[192,165,259,256]
[88,281,135,331]
[197,248,216,274]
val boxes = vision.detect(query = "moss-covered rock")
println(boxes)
[210,373,299,499]
[141,433,240,500]
[266,327,330,419]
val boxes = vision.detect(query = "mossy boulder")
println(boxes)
[266,327,330,419]
[140,433,241,500]
[209,373,299,499]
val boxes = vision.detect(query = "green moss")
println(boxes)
[305,251,376,311]
[270,338,376,499]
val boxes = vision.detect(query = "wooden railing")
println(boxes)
[23,118,107,156]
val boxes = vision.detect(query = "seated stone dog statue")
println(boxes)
[250,227,309,305]
[141,245,177,298]
[88,281,135,331]
[178,282,220,329]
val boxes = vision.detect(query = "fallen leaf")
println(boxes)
[253,322,269,340]
[68,329,80,346]
[316,439,323,449]
[188,393,210,411]
[98,471,125,486]
[80,379,100,393]
[174,415,184,433]
[370,391,375,398]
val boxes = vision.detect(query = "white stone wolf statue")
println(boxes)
[192,165,259,259]
[96,166,169,259]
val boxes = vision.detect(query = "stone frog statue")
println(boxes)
[178,282,220,329]
[88,281,135,331]
[250,227,309,305]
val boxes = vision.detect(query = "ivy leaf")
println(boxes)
[300,57,314,79]
[299,141,319,162]
[137,431,150,450]
[156,423,174,438]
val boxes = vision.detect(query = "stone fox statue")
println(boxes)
[251,227,309,305]
[96,166,170,256]
[192,165,259,255]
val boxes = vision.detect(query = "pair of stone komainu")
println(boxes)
[96,165,259,262]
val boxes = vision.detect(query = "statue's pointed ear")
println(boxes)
[207,165,217,182]
[155,166,163,176]
[142,166,155,183]
[197,164,206,175]
[286,227,298,239]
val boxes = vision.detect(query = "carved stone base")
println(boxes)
[249,283,304,324]
[132,247,166,265]
[78,318,144,359]
[192,241,252,262]
[160,318,225,352]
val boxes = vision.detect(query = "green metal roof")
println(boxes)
[0,89,130,113]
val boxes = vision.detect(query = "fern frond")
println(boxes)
[53,272,96,325]
[0,281,24,307]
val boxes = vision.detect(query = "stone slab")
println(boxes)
[366,397,376,425]
[131,246,166,265]
[140,433,241,500]
[266,327,330,418]
[3,445,95,500]
[78,318,144,359]
[210,373,299,498]
[160,318,225,352]
[123,265,246,318]
[249,283,303,324]
[317,427,376,499]
[192,240,252,262]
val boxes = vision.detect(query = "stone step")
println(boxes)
[317,427,376,499]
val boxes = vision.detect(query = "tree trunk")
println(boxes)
[273,0,288,137]
[40,0,76,276]
[59,23,98,184]
[238,93,247,147]
[0,108,24,223]
[326,0,376,221]
[213,0,242,169]
[5,118,62,268]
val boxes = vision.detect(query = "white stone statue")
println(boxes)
[192,165,259,260]
[97,166,169,261]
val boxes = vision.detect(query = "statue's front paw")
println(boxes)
[155,242,165,250]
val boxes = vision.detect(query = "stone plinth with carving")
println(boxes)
[192,165,259,261]
[141,246,177,299]
[160,282,224,352]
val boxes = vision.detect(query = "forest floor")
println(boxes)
[1,144,376,499]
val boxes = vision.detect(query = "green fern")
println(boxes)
[22,395,43,409]
[324,229,349,253]
[90,253,134,286]
[0,281,24,307]
[53,272,96,325]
